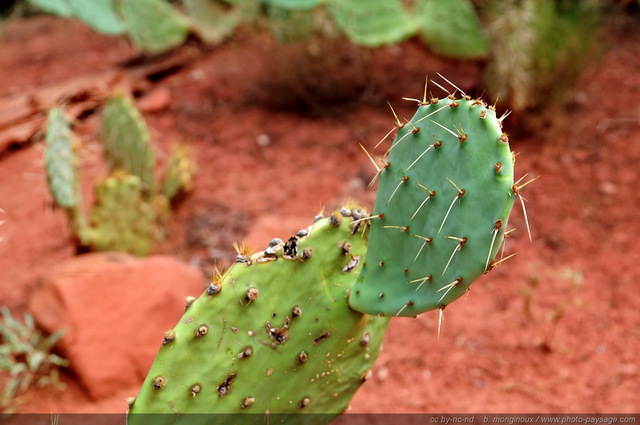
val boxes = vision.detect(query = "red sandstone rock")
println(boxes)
[28,252,205,400]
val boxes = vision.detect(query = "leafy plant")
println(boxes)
[0,307,69,413]
[43,92,196,256]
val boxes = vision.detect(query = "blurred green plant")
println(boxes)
[44,92,196,256]
[261,0,486,112]
[262,5,371,113]
[482,0,602,111]
[25,0,189,53]
[24,0,603,111]
[25,0,489,57]
[0,307,68,413]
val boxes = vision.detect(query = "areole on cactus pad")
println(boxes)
[348,79,518,317]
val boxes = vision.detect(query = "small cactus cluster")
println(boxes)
[129,77,528,421]
[44,92,196,256]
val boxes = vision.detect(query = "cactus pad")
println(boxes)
[87,171,157,256]
[44,108,81,209]
[330,0,416,47]
[127,211,389,423]
[118,0,190,54]
[348,93,516,316]
[413,0,489,59]
[43,107,90,245]
[100,92,156,193]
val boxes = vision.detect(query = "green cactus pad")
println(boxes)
[330,0,416,47]
[43,107,90,245]
[87,171,157,256]
[348,94,515,316]
[28,0,125,35]
[44,108,81,209]
[413,0,489,59]
[118,0,190,54]
[100,92,156,193]
[127,211,389,424]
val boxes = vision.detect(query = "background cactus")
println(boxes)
[349,86,516,316]
[86,171,157,256]
[43,108,81,210]
[23,0,601,112]
[43,107,90,246]
[26,0,190,53]
[25,0,488,55]
[43,92,196,256]
[100,92,156,194]
[483,0,601,111]
[127,211,389,424]
[414,0,489,59]
[117,0,190,54]
[328,0,416,47]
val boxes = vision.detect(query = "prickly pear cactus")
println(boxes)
[330,0,416,47]
[43,91,196,256]
[348,89,516,317]
[43,107,90,245]
[44,108,80,209]
[118,0,191,54]
[127,210,389,424]
[87,171,157,256]
[100,92,156,193]
[413,0,489,59]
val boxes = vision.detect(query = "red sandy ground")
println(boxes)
[0,10,639,415]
